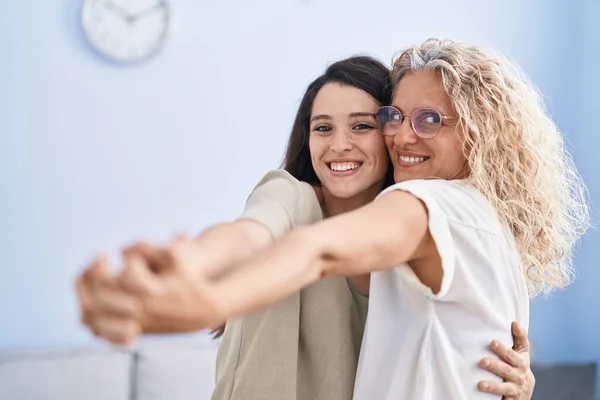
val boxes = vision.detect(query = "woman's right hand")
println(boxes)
[75,237,224,345]
[75,255,144,345]
[119,238,225,335]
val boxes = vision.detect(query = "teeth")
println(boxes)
[399,156,426,164]
[329,162,361,171]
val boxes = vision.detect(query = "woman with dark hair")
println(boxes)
[210,56,395,399]
[76,55,535,399]
[282,56,395,189]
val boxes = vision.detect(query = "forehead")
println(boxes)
[392,70,454,114]
[312,83,379,115]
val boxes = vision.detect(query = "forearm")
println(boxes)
[208,228,325,319]
[193,170,320,279]
[206,214,391,321]
[206,191,429,320]
[193,220,273,279]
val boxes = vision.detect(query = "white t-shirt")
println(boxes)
[353,179,530,400]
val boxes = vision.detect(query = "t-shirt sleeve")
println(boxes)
[376,179,495,299]
[238,169,324,239]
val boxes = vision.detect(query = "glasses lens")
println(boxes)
[412,108,442,138]
[375,106,402,135]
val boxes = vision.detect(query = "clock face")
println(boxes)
[82,0,170,64]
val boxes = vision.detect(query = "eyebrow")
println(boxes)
[310,112,376,123]
[391,104,451,116]
[350,112,376,119]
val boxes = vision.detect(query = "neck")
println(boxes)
[321,181,384,218]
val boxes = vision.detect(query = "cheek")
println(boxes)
[447,135,465,164]
[384,136,395,155]
[377,144,390,165]
[448,128,466,162]
[308,136,315,154]
[308,136,323,163]
[363,136,389,163]
[432,134,465,169]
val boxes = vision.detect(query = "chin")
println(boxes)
[329,189,361,199]
[393,171,426,183]
[327,183,365,199]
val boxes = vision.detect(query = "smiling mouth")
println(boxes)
[398,155,430,166]
[327,161,363,173]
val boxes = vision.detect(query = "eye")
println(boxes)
[418,112,441,124]
[375,107,402,129]
[353,123,375,133]
[313,125,333,135]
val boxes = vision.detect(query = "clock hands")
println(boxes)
[83,0,169,63]
[101,1,166,25]
[102,1,135,23]
[132,3,166,20]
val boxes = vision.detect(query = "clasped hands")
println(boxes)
[76,235,221,345]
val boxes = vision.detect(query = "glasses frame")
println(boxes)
[376,106,458,139]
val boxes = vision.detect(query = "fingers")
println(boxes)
[124,236,198,277]
[511,321,530,352]
[78,238,197,343]
[85,256,143,318]
[124,241,174,274]
[90,281,143,318]
[87,254,113,280]
[490,339,526,369]
[91,314,141,345]
[120,251,164,296]
[77,255,145,343]
[477,380,519,398]
[76,255,112,326]
[480,356,525,385]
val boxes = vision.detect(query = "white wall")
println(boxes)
[0,0,580,356]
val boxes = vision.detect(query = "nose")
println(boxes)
[329,128,353,153]
[392,117,419,148]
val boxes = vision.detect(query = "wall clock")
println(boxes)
[82,0,170,64]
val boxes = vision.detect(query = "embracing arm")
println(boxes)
[208,190,442,320]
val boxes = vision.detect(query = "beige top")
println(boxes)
[211,170,369,400]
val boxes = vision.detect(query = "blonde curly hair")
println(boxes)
[391,38,590,296]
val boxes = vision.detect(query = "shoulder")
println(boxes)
[377,179,496,230]
[240,170,324,237]
[378,178,478,201]
[249,169,315,198]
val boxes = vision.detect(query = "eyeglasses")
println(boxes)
[375,106,458,139]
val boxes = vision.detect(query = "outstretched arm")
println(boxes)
[76,170,323,338]
[207,189,439,320]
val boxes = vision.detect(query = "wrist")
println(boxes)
[138,277,223,334]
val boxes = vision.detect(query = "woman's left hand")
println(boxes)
[477,321,535,399]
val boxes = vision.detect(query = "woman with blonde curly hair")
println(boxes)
[160,38,587,398]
